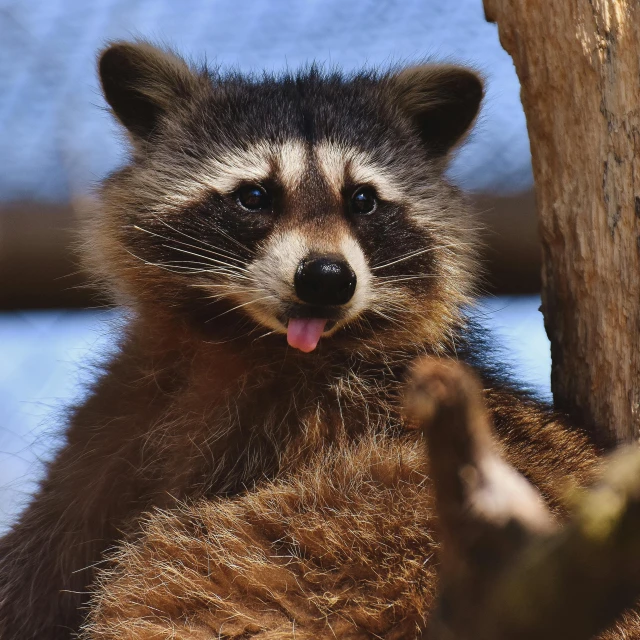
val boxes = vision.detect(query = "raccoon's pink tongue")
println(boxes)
[287,318,327,353]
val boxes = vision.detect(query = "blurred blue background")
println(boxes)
[0,0,545,532]
[0,0,532,201]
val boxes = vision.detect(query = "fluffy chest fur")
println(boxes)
[82,396,605,640]
[96,316,414,501]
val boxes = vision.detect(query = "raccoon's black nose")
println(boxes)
[295,257,357,306]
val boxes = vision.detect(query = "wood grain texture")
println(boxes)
[484,0,640,442]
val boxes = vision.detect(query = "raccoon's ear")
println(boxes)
[99,41,201,141]
[391,65,484,156]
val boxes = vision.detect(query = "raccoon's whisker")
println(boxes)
[205,295,277,322]
[152,213,256,257]
[371,243,473,271]
[372,243,468,271]
[191,283,263,292]
[146,214,253,258]
[251,329,277,343]
[124,248,247,279]
[162,260,223,269]
[160,259,249,280]
[376,273,442,282]
[376,273,441,279]
[369,293,420,317]
[163,266,214,274]
[159,245,251,277]
[155,262,244,278]
[375,274,442,283]
[201,289,266,302]
[213,226,257,257]
[189,286,264,302]
[355,315,388,353]
[123,248,203,275]
[146,238,245,271]
[377,302,425,322]
[369,308,402,323]
[378,303,409,315]
[133,225,247,266]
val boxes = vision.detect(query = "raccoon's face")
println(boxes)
[94,42,482,355]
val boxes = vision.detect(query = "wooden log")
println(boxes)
[483,0,640,443]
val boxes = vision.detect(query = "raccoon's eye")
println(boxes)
[350,186,378,215]
[235,184,272,212]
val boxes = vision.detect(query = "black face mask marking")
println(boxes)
[98,42,482,354]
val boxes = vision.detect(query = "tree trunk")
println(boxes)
[482,0,640,443]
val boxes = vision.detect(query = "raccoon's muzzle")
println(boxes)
[286,255,357,353]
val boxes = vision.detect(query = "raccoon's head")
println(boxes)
[92,42,482,356]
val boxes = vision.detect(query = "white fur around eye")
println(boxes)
[199,140,308,194]
[150,140,310,212]
[200,143,273,193]
[276,140,308,190]
[314,141,404,201]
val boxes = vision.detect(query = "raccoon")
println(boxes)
[0,41,612,639]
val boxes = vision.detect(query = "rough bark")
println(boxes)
[483,0,640,443]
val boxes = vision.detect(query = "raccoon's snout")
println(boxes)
[294,256,357,306]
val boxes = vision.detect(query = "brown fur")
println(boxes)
[80,375,603,640]
[0,41,629,640]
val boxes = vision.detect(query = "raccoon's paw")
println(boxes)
[403,356,553,537]
[403,357,484,432]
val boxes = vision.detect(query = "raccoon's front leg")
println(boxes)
[0,371,167,639]
[0,342,236,640]
[0,461,125,640]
